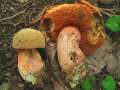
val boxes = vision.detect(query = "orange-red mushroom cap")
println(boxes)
[40,3,106,55]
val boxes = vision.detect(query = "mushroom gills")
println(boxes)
[18,49,45,85]
[57,26,86,88]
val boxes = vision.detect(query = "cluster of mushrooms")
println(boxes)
[12,0,106,89]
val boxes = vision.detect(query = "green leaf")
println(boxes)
[102,75,116,90]
[82,79,91,90]
[82,76,96,90]
[105,15,120,32]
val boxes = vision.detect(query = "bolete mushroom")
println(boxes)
[40,1,106,55]
[40,0,106,88]
[12,28,46,86]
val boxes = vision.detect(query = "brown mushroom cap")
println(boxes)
[40,3,106,55]
[12,28,45,49]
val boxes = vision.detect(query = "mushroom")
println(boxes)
[40,0,106,88]
[40,1,106,55]
[12,28,46,86]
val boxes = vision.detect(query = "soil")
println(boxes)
[0,0,120,90]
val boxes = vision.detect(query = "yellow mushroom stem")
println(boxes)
[18,49,45,85]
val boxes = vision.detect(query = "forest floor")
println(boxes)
[0,0,120,90]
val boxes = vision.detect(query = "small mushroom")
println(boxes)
[12,28,46,86]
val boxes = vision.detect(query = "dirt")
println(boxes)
[0,0,120,90]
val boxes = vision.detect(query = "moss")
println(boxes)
[68,64,87,88]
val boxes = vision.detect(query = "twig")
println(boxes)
[26,6,49,27]
[101,11,114,16]
[99,8,118,11]
[0,10,25,22]
[100,8,117,14]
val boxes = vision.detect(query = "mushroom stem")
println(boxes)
[57,26,85,73]
[57,26,86,87]
[18,49,45,85]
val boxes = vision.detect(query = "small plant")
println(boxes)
[82,76,96,90]
[102,75,116,90]
[105,15,120,32]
